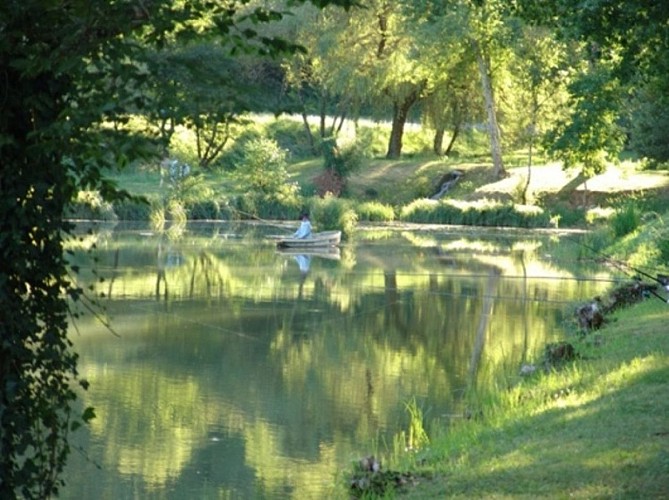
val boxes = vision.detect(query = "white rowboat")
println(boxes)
[276,230,341,248]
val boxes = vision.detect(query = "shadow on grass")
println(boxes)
[414,362,669,498]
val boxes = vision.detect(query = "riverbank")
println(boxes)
[348,286,669,498]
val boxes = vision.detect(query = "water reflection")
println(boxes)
[62,222,616,499]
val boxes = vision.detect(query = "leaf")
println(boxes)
[82,406,96,423]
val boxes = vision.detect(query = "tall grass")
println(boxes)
[610,203,641,237]
[356,201,396,222]
[399,198,551,227]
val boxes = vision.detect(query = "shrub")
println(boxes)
[321,136,365,178]
[215,128,263,171]
[548,203,587,228]
[186,199,221,220]
[311,194,358,239]
[356,201,396,222]
[657,232,669,262]
[112,198,152,221]
[230,193,302,221]
[236,137,297,197]
[266,119,317,159]
[68,190,117,221]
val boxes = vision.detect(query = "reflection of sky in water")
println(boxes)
[62,223,618,499]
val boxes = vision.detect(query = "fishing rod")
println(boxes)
[229,207,295,230]
[572,238,669,303]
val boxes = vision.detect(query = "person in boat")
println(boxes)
[292,213,312,239]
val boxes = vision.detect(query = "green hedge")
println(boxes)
[399,198,551,228]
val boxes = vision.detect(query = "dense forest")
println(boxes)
[1,1,667,497]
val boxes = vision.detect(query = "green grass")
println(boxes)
[347,297,669,499]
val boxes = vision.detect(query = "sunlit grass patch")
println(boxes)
[381,297,669,499]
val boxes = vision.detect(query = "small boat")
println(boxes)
[276,230,341,248]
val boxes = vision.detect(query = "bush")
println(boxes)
[322,136,365,178]
[112,198,152,221]
[186,199,221,220]
[68,190,117,221]
[311,194,358,239]
[215,128,264,171]
[236,137,297,196]
[356,201,395,222]
[230,193,302,221]
[548,203,587,228]
[657,232,669,262]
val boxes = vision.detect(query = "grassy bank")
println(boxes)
[76,114,669,230]
[372,296,668,499]
[343,215,669,500]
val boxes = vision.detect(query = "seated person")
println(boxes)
[292,213,312,239]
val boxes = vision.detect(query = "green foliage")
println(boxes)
[356,201,396,222]
[322,136,364,178]
[237,138,295,195]
[228,138,301,215]
[403,398,430,452]
[185,199,223,220]
[399,199,551,227]
[657,231,669,263]
[546,66,626,177]
[265,118,319,159]
[112,198,152,221]
[232,193,303,220]
[232,137,303,219]
[610,203,641,237]
[628,79,669,163]
[215,127,264,171]
[0,0,358,496]
[547,203,587,228]
[311,194,358,239]
[67,191,118,221]
[605,209,669,271]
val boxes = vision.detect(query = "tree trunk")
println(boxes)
[474,40,505,178]
[319,92,327,138]
[433,128,444,155]
[386,90,419,159]
[522,134,533,204]
[444,124,460,156]
[301,111,316,154]
[298,90,316,154]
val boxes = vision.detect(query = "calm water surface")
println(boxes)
[61,221,615,499]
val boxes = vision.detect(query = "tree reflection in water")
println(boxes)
[62,223,616,499]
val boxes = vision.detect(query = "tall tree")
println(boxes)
[147,45,257,169]
[407,0,511,176]
[415,23,484,156]
[516,0,669,166]
[0,1,355,497]
[286,0,427,159]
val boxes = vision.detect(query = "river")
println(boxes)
[61,221,615,499]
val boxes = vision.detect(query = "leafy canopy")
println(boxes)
[0,1,356,498]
